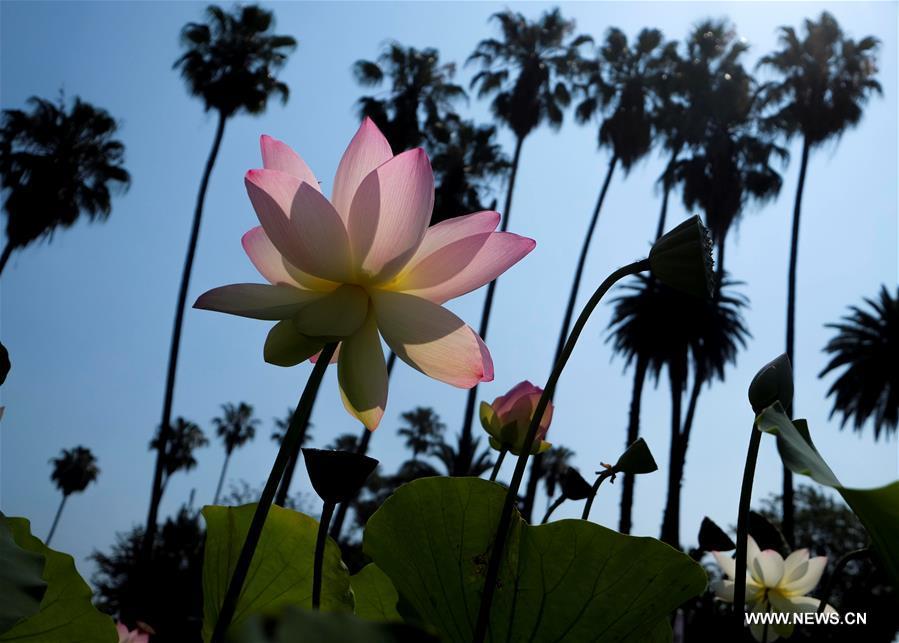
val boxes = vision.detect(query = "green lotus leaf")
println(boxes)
[351,563,402,623]
[0,516,116,642]
[201,503,353,642]
[756,403,899,587]
[0,514,46,634]
[363,477,706,642]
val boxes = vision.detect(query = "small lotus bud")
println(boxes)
[613,438,658,475]
[649,215,715,298]
[479,381,553,456]
[748,353,793,413]
[698,517,735,552]
[302,448,378,504]
[559,467,593,500]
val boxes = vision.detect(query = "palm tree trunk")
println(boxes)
[328,352,397,540]
[715,227,728,287]
[521,154,619,522]
[0,242,14,276]
[456,135,525,477]
[783,136,810,548]
[46,494,67,545]
[654,149,680,241]
[661,369,684,549]
[144,111,227,552]
[619,356,649,534]
[214,450,232,506]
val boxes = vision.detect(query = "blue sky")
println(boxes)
[1,1,896,581]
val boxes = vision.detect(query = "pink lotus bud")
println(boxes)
[479,381,553,455]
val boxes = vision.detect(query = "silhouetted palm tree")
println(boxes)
[430,114,510,224]
[147,4,295,545]
[354,42,465,154]
[47,446,99,544]
[0,95,130,274]
[149,417,208,496]
[524,27,672,520]
[270,407,313,447]
[460,8,591,479]
[327,433,361,452]
[397,407,445,461]
[652,21,749,239]
[432,434,495,478]
[212,402,259,504]
[757,11,880,544]
[820,286,898,441]
[659,278,749,547]
[541,445,575,507]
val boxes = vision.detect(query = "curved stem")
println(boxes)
[0,242,13,276]
[816,547,869,614]
[145,111,227,555]
[581,471,611,521]
[472,258,650,643]
[733,423,762,629]
[489,449,507,482]
[312,500,336,610]
[541,495,566,525]
[211,343,337,643]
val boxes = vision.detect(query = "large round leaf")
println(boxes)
[0,517,117,642]
[351,564,401,623]
[363,477,706,642]
[0,515,46,633]
[201,503,353,642]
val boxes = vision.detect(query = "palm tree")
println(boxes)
[757,11,880,544]
[0,95,130,274]
[270,407,313,447]
[149,417,208,496]
[541,445,575,508]
[430,114,510,224]
[397,407,445,461]
[658,278,749,547]
[327,433,361,452]
[523,27,672,520]
[146,4,295,545]
[354,42,466,154]
[819,286,898,441]
[460,8,592,478]
[212,402,259,504]
[47,446,99,544]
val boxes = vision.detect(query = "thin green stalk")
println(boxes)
[541,495,565,524]
[581,471,613,521]
[210,342,337,643]
[471,259,650,643]
[733,423,762,629]
[312,500,336,610]
[489,449,507,482]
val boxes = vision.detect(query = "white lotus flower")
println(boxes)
[712,536,836,641]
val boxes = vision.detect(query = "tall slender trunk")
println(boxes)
[456,135,524,474]
[522,154,619,522]
[783,136,810,547]
[619,356,648,534]
[46,494,67,545]
[715,227,728,287]
[144,111,227,552]
[661,369,684,549]
[654,148,680,241]
[213,450,232,506]
[0,242,13,276]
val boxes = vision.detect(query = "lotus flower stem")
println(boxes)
[581,471,613,521]
[489,448,507,482]
[541,495,565,524]
[733,423,762,627]
[472,259,650,643]
[211,342,337,643]
[816,547,868,615]
[312,499,336,610]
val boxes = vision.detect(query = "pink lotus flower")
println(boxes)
[117,623,150,643]
[195,119,534,430]
[479,380,553,455]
